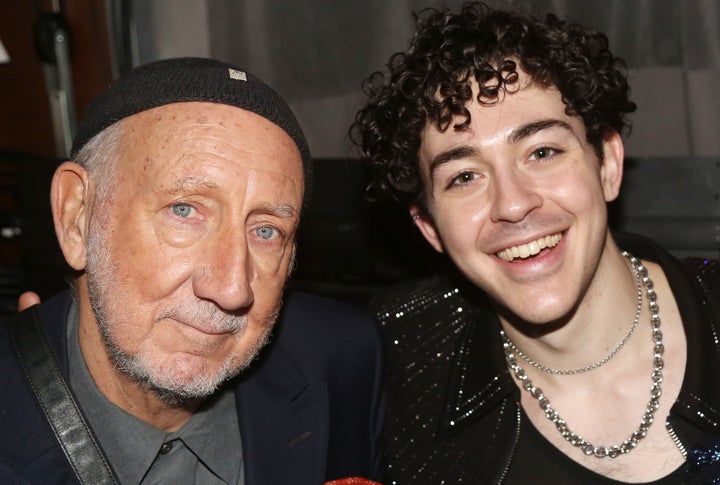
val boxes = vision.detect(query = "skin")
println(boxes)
[411,72,686,480]
[50,102,304,431]
[413,76,625,328]
[18,291,40,310]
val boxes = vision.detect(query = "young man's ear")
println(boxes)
[51,162,91,270]
[409,205,445,254]
[600,130,625,203]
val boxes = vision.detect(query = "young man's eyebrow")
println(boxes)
[507,119,574,144]
[428,145,480,179]
[427,118,575,179]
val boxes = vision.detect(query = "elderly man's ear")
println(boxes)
[51,161,91,271]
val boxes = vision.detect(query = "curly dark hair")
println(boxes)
[351,2,637,209]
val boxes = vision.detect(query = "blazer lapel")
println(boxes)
[235,340,329,485]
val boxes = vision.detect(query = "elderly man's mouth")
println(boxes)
[496,233,562,262]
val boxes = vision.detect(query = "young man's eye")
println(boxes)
[172,203,196,218]
[447,171,478,189]
[529,147,558,161]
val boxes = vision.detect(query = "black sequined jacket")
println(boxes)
[371,233,720,484]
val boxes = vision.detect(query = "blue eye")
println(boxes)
[172,203,195,217]
[255,226,277,240]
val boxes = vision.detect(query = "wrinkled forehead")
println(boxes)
[121,102,301,163]
[125,101,295,141]
[109,103,304,199]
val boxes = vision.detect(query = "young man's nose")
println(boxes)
[488,168,543,223]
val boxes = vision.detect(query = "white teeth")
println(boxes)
[497,233,562,262]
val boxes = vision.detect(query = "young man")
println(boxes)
[354,3,720,483]
[1,57,384,484]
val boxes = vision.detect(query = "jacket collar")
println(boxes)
[436,281,517,440]
[618,232,720,429]
[234,334,329,485]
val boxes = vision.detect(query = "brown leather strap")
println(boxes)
[7,306,119,484]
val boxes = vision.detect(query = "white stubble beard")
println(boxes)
[83,212,276,407]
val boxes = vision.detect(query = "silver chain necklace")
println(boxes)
[501,251,663,459]
[504,252,643,375]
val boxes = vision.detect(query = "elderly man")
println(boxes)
[1,57,383,484]
[354,2,720,483]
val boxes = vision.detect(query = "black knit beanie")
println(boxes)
[72,57,312,203]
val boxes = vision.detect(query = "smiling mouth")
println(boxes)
[496,233,562,262]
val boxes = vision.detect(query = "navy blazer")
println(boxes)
[0,290,385,484]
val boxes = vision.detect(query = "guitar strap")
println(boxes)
[7,306,119,484]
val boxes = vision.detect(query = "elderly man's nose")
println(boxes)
[192,241,254,311]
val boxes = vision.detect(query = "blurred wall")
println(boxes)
[0,0,113,158]
[127,0,720,159]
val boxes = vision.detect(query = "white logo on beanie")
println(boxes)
[228,69,247,81]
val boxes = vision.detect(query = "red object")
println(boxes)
[325,478,382,485]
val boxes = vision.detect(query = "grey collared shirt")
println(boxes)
[66,302,244,484]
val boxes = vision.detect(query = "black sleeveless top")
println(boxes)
[502,408,696,484]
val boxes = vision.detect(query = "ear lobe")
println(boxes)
[51,162,91,270]
[409,206,445,253]
[600,131,625,203]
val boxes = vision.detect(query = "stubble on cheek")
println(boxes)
[83,204,290,403]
